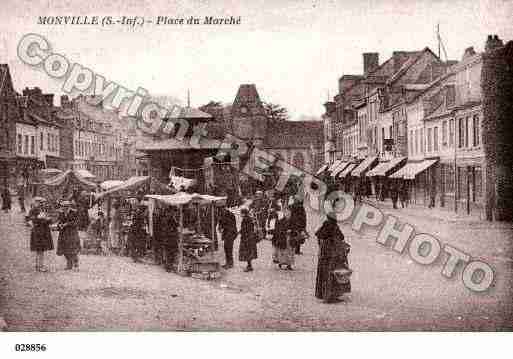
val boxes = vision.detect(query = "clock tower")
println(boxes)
[230,84,267,147]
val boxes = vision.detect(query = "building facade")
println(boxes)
[322,35,511,220]
[0,64,20,189]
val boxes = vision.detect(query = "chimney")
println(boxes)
[363,53,379,75]
[61,95,70,108]
[338,75,362,94]
[485,34,504,52]
[43,94,54,106]
[323,101,336,115]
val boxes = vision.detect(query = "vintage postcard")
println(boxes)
[0,0,512,356]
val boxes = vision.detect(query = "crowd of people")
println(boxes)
[1,177,354,304]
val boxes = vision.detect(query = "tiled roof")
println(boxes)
[263,120,323,149]
[177,106,212,120]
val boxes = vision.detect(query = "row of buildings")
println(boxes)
[0,63,137,190]
[321,35,513,221]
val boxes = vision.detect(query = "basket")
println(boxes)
[332,268,353,284]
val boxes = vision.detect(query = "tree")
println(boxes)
[199,101,224,120]
[263,102,289,122]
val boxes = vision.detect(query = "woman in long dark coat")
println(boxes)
[272,208,295,270]
[28,200,54,272]
[239,208,257,272]
[315,215,351,303]
[290,199,307,255]
[1,187,11,212]
[56,202,81,271]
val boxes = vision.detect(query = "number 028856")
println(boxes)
[14,344,47,352]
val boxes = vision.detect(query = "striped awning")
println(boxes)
[389,159,437,179]
[332,162,350,177]
[315,164,329,176]
[366,162,389,177]
[367,157,406,177]
[339,163,357,177]
[327,160,343,173]
[351,156,378,177]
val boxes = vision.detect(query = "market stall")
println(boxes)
[93,176,174,256]
[146,193,226,279]
[36,170,97,217]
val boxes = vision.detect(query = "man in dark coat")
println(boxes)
[129,203,147,263]
[315,215,351,303]
[152,207,165,265]
[56,201,81,271]
[239,208,257,272]
[218,207,237,269]
[290,199,307,255]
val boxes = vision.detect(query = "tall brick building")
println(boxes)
[0,64,18,189]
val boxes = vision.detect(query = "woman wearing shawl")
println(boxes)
[28,198,54,272]
[272,207,295,270]
[315,214,351,303]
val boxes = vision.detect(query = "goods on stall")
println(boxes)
[146,193,226,279]
[36,170,97,219]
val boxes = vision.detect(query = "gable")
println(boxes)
[231,84,266,118]
[0,64,16,98]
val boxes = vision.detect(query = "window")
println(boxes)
[30,136,35,155]
[465,117,470,147]
[442,121,447,146]
[40,132,44,151]
[427,128,433,152]
[458,118,464,148]
[24,135,29,155]
[420,128,424,153]
[449,119,455,147]
[434,126,439,151]
[48,133,51,151]
[381,128,385,152]
[389,125,392,139]
[17,134,22,153]
[409,130,414,155]
[415,129,419,155]
[473,115,480,146]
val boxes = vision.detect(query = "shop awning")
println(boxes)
[146,193,226,207]
[75,169,96,179]
[339,163,357,177]
[366,157,406,177]
[100,180,124,190]
[389,159,438,179]
[332,162,350,177]
[327,160,343,174]
[315,164,329,176]
[351,156,378,177]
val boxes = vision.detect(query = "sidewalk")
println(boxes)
[364,197,489,224]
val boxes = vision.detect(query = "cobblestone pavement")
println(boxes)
[0,200,512,331]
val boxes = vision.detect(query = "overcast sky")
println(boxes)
[1,0,512,119]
